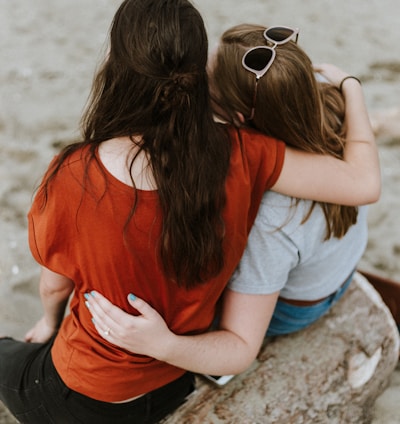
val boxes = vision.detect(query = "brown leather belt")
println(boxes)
[278,296,329,306]
[278,276,350,307]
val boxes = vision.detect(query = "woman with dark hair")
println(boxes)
[0,6,379,424]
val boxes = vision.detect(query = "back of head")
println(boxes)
[211,24,344,157]
[211,23,356,239]
[84,0,210,140]
[80,0,231,287]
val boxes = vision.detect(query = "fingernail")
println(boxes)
[85,301,90,309]
[91,317,96,324]
[90,291,96,297]
[128,293,136,301]
[84,293,90,300]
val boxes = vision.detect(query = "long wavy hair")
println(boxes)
[40,0,231,288]
[211,24,357,239]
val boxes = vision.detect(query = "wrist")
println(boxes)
[44,315,60,331]
[156,332,180,363]
[339,76,361,93]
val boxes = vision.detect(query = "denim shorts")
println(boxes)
[266,272,354,337]
[0,337,195,424]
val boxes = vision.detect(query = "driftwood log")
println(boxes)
[163,272,399,424]
[0,273,398,424]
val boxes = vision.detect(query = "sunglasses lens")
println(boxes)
[265,27,295,43]
[243,48,274,72]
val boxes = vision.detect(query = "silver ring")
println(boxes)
[104,328,111,336]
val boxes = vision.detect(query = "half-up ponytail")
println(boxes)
[85,0,231,288]
[40,0,231,289]
[157,71,197,112]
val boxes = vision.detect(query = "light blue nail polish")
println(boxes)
[90,291,96,297]
[128,293,136,301]
[84,293,90,300]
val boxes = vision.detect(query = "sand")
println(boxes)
[0,0,399,422]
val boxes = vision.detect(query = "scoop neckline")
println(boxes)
[94,147,158,196]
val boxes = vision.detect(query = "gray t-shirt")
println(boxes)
[229,191,368,300]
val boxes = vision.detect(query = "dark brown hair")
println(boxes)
[211,24,357,239]
[40,0,231,288]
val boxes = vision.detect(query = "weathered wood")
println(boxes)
[162,273,399,424]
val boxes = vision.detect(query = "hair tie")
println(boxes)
[339,76,361,93]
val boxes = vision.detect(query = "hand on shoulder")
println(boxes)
[313,63,351,89]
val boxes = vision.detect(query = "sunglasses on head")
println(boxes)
[242,26,299,120]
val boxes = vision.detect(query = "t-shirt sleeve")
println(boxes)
[231,127,286,233]
[228,193,299,295]
[229,126,286,193]
[263,137,285,191]
[27,159,77,279]
[28,160,56,266]
[245,129,285,191]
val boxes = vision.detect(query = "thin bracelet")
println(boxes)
[339,76,361,93]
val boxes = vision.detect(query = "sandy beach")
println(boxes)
[0,0,399,422]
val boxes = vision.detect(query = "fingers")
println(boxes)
[24,317,56,343]
[312,63,323,73]
[312,63,351,88]
[127,293,157,319]
[86,291,125,321]
[24,329,33,342]
[84,291,147,341]
[91,317,113,341]
[84,292,117,337]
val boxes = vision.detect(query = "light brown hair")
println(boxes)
[211,24,357,239]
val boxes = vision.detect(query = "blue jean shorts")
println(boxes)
[266,272,354,337]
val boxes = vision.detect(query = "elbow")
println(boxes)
[365,159,382,204]
[370,187,381,204]
[235,359,255,375]
[229,349,260,375]
[349,172,381,206]
[363,178,381,205]
[213,350,257,376]
[224,360,254,376]
[40,278,74,299]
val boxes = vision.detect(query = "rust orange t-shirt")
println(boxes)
[28,126,285,401]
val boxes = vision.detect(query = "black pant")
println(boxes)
[0,337,194,424]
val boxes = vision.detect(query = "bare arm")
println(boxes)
[25,267,74,343]
[272,64,380,205]
[86,289,279,375]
